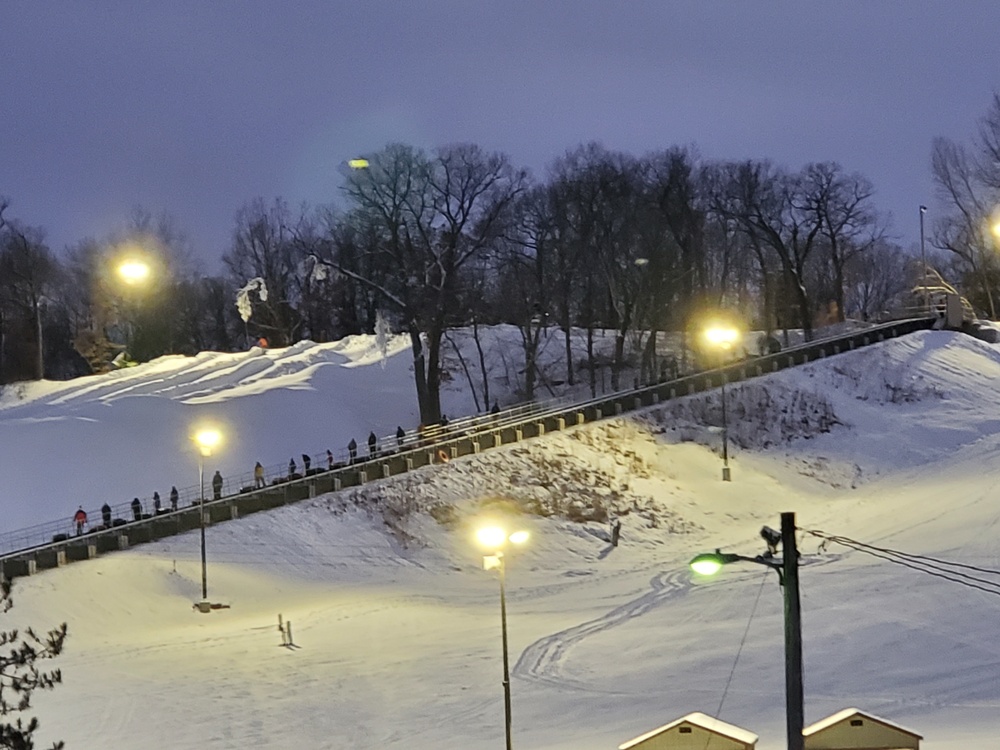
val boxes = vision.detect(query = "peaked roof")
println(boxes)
[619,712,758,749]
[804,708,922,739]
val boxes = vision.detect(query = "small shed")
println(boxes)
[804,708,921,750]
[618,712,758,750]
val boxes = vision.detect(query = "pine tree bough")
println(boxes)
[0,578,67,750]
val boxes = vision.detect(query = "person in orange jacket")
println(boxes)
[74,506,87,536]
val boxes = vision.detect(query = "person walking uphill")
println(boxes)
[368,431,378,459]
[254,461,266,489]
[101,502,112,528]
[74,506,87,536]
[212,470,223,500]
[170,486,179,511]
[131,498,142,522]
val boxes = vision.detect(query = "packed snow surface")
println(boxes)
[3,327,1000,749]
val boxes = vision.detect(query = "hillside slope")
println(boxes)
[4,329,1000,749]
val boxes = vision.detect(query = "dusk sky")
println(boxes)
[4,1,1000,272]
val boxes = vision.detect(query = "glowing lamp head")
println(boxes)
[118,259,151,285]
[508,530,530,545]
[193,428,223,457]
[992,220,1000,240]
[476,526,508,550]
[348,158,370,170]
[689,552,726,576]
[476,525,529,552]
[704,324,741,351]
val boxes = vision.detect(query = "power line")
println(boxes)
[709,569,769,748]
[803,528,1000,597]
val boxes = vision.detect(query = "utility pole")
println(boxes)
[919,206,928,314]
[782,511,804,750]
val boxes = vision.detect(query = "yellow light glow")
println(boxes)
[508,530,529,545]
[193,428,223,456]
[992,220,1000,239]
[704,324,741,351]
[476,526,507,550]
[348,158,370,169]
[118,259,151,285]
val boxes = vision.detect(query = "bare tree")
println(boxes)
[721,160,825,340]
[224,198,302,346]
[334,143,526,424]
[547,144,644,393]
[931,127,1000,317]
[496,185,554,401]
[844,239,910,320]
[0,214,56,380]
[805,162,882,322]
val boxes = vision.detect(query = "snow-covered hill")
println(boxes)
[4,328,1000,749]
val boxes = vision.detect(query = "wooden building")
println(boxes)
[804,707,921,750]
[618,712,757,750]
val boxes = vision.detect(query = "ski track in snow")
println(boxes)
[514,550,851,695]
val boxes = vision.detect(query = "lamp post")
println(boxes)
[703,323,741,481]
[192,427,222,604]
[477,525,530,750]
[919,206,928,314]
[114,256,152,361]
[690,511,803,750]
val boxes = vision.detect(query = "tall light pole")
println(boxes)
[192,427,222,604]
[919,205,928,314]
[703,323,741,481]
[477,525,530,750]
[115,256,153,361]
[690,511,803,750]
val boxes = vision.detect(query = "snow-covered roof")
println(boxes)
[619,712,758,749]
[804,707,922,739]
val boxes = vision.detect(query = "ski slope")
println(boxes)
[3,328,1000,749]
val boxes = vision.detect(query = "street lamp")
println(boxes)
[112,255,154,364]
[476,524,530,750]
[703,323,740,481]
[919,206,928,315]
[347,158,370,169]
[690,511,803,750]
[192,426,222,608]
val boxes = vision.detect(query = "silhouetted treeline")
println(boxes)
[8,102,1000,420]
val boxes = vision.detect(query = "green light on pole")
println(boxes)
[689,551,726,576]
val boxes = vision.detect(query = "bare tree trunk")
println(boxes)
[425,324,444,424]
[472,319,490,411]
[587,326,596,397]
[445,331,482,413]
[408,329,431,424]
